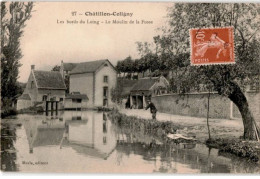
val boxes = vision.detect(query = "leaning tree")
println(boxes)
[1,2,33,106]
[153,3,260,140]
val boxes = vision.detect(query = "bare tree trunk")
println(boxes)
[206,89,211,140]
[228,81,259,140]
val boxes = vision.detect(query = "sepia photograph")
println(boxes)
[1,1,260,174]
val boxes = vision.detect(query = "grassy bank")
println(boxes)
[1,106,44,119]
[108,109,192,142]
[108,109,260,163]
[18,105,44,114]
[206,138,260,162]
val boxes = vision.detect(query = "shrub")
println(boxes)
[107,110,182,140]
[206,138,260,162]
[1,106,18,118]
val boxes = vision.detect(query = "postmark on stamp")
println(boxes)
[190,27,235,66]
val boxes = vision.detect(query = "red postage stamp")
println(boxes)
[190,27,235,65]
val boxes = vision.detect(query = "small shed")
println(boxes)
[117,78,138,108]
[130,76,169,109]
[64,92,89,110]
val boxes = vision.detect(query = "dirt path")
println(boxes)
[120,108,244,142]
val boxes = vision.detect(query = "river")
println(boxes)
[1,110,260,173]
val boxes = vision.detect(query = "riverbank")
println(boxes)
[120,108,244,141]
[2,110,259,173]
[109,109,260,162]
[1,105,113,119]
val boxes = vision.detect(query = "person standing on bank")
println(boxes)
[145,100,157,120]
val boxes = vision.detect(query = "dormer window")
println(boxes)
[104,63,108,67]
[31,81,34,88]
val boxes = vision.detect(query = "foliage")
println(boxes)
[108,109,182,139]
[115,3,260,140]
[1,98,17,118]
[1,2,33,105]
[51,65,61,71]
[206,138,260,162]
[115,4,260,93]
[18,105,44,114]
[116,43,173,78]
[133,3,260,140]
[111,81,123,104]
[158,3,260,92]
[116,56,136,78]
[164,3,260,140]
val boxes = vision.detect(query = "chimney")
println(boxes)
[31,65,35,70]
[60,60,64,78]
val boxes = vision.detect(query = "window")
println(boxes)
[103,87,108,97]
[103,136,107,145]
[103,99,108,106]
[60,98,63,102]
[72,116,82,120]
[72,99,82,103]
[42,95,47,101]
[31,81,33,88]
[104,76,108,83]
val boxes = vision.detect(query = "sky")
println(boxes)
[18,2,173,82]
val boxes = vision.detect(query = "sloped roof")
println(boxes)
[131,77,159,91]
[70,59,113,74]
[63,63,78,71]
[118,78,138,97]
[18,93,31,100]
[66,93,89,100]
[121,86,134,97]
[33,70,66,89]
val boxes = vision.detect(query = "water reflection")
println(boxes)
[1,123,18,171]
[61,112,116,159]
[1,111,260,173]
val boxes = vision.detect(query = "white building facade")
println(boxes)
[69,60,117,107]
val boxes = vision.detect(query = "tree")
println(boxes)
[116,56,135,78]
[51,65,60,72]
[1,2,33,106]
[111,80,123,104]
[154,3,260,140]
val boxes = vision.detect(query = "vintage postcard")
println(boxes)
[1,1,260,174]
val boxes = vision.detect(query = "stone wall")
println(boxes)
[152,91,260,122]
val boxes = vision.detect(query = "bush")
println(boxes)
[18,105,44,114]
[206,138,260,162]
[108,109,181,140]
[1,106,18,118]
